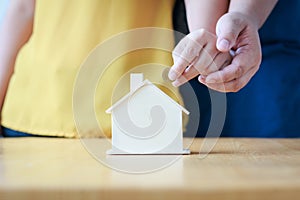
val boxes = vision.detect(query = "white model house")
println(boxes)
[106,73,190,154]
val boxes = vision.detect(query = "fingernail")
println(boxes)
[168,70,178,81]
[184,66,191,73]
[172,80,181,87]
[198,75,206,83]
[218,39,230,51]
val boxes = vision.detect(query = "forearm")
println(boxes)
[0,0,35,112]
[229,0,278,29]
[184,0,229,33]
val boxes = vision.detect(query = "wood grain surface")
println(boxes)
[0,138,299,200]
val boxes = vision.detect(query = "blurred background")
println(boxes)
[0,0,9,25]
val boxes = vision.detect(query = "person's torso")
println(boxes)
[1,0,180,138]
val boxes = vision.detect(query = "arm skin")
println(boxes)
[0,0,35,128]
[202,0,278,92]
[229,0,278,30]
[169,0,231,86]
[184,0,229,33]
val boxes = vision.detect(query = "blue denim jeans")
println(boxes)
[1,127,63,138]
[1,127,35,137]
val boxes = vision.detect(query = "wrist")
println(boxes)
[228,0,278,30]
[227,11,259,31]
[228,0,260,29]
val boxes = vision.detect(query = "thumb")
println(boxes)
[216,13,246,52]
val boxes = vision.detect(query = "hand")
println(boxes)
[168,29,232,87]
[201,12,262,92]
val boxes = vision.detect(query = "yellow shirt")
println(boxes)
[1,0,184,138]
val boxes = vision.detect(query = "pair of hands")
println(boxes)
[169,12,262,92]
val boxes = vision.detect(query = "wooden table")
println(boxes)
[0,138,299,200]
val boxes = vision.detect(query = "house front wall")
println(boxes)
[110,85,184,154]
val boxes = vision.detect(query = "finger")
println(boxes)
[169,38,202,81]
[169,57,190,81]
[170,38,190,80]
[216,13,247,52]
[172,49,232,87]
[172,52,230,87]
[189,29,216,47]
[204,63,244,84]
[172,49,228,87]
[172,36,203,64]
[195,50,232,76]
[188,32,221,75]
[200,67,257,93]
[191,41,219,76]
[170,30,212,81]
[172,65,199,87]
[205,49,256,83]
[172,36,188,63]
[216,52,233,70]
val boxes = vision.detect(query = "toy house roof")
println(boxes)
[106,80,190,115]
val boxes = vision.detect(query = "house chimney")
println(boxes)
[130,73,144,92]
